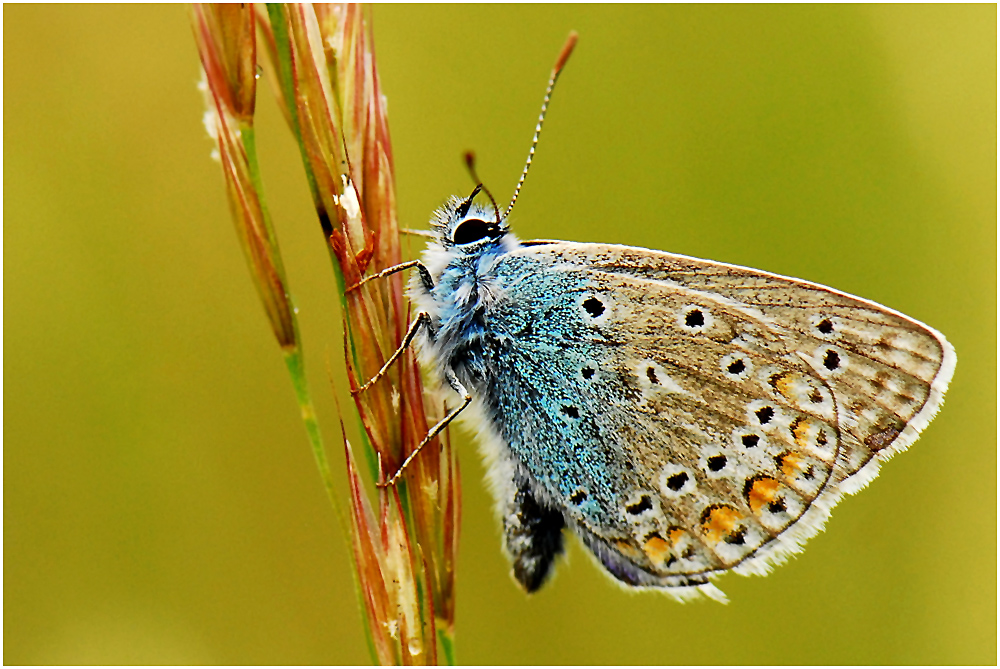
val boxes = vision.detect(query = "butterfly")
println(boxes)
[358,33,956,601]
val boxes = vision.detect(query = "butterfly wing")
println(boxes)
[480,241,954,595]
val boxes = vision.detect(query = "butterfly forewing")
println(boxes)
[485,241,953,586]
[537,242,953,473]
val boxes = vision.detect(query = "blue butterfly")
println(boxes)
[356,34,955,600]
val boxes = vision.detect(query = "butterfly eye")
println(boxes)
[452,218,501,245]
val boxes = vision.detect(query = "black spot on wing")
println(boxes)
[707,455,727,471]
[665,472,689,492]
[583,297,605,317]
[626,495,653,515]
[685,308,705,327]
[755,406,775,424]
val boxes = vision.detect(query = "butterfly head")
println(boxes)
[432,184,510,251]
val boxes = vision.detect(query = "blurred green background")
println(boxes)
[5,4,996,664]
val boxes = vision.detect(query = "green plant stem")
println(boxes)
[238,114,341,519]
[283,345,342,517]
[234,107,347,543]
[438,628,456,666]
[240,126,284,267]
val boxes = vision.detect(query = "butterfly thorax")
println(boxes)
[410,200,523,389]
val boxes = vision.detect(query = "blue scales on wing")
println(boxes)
[472,248,789,592]
[443,240,952,596]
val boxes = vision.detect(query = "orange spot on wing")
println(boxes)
[701,505,742,545]
[643,535,671,566]
[771,372,797,399]
[779,451,804,478]
[746,477,781,514]
[791,418,812,448]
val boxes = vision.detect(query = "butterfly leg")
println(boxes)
[348,257,435,394]
[378,368,471,488]
[503,474,566,592]
[346,259,434,294]
[352,312,431,395]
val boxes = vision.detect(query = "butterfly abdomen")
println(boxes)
[503,474,566,592]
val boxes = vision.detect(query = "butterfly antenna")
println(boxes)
[464,151,502,226]
[505,31,578,220]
